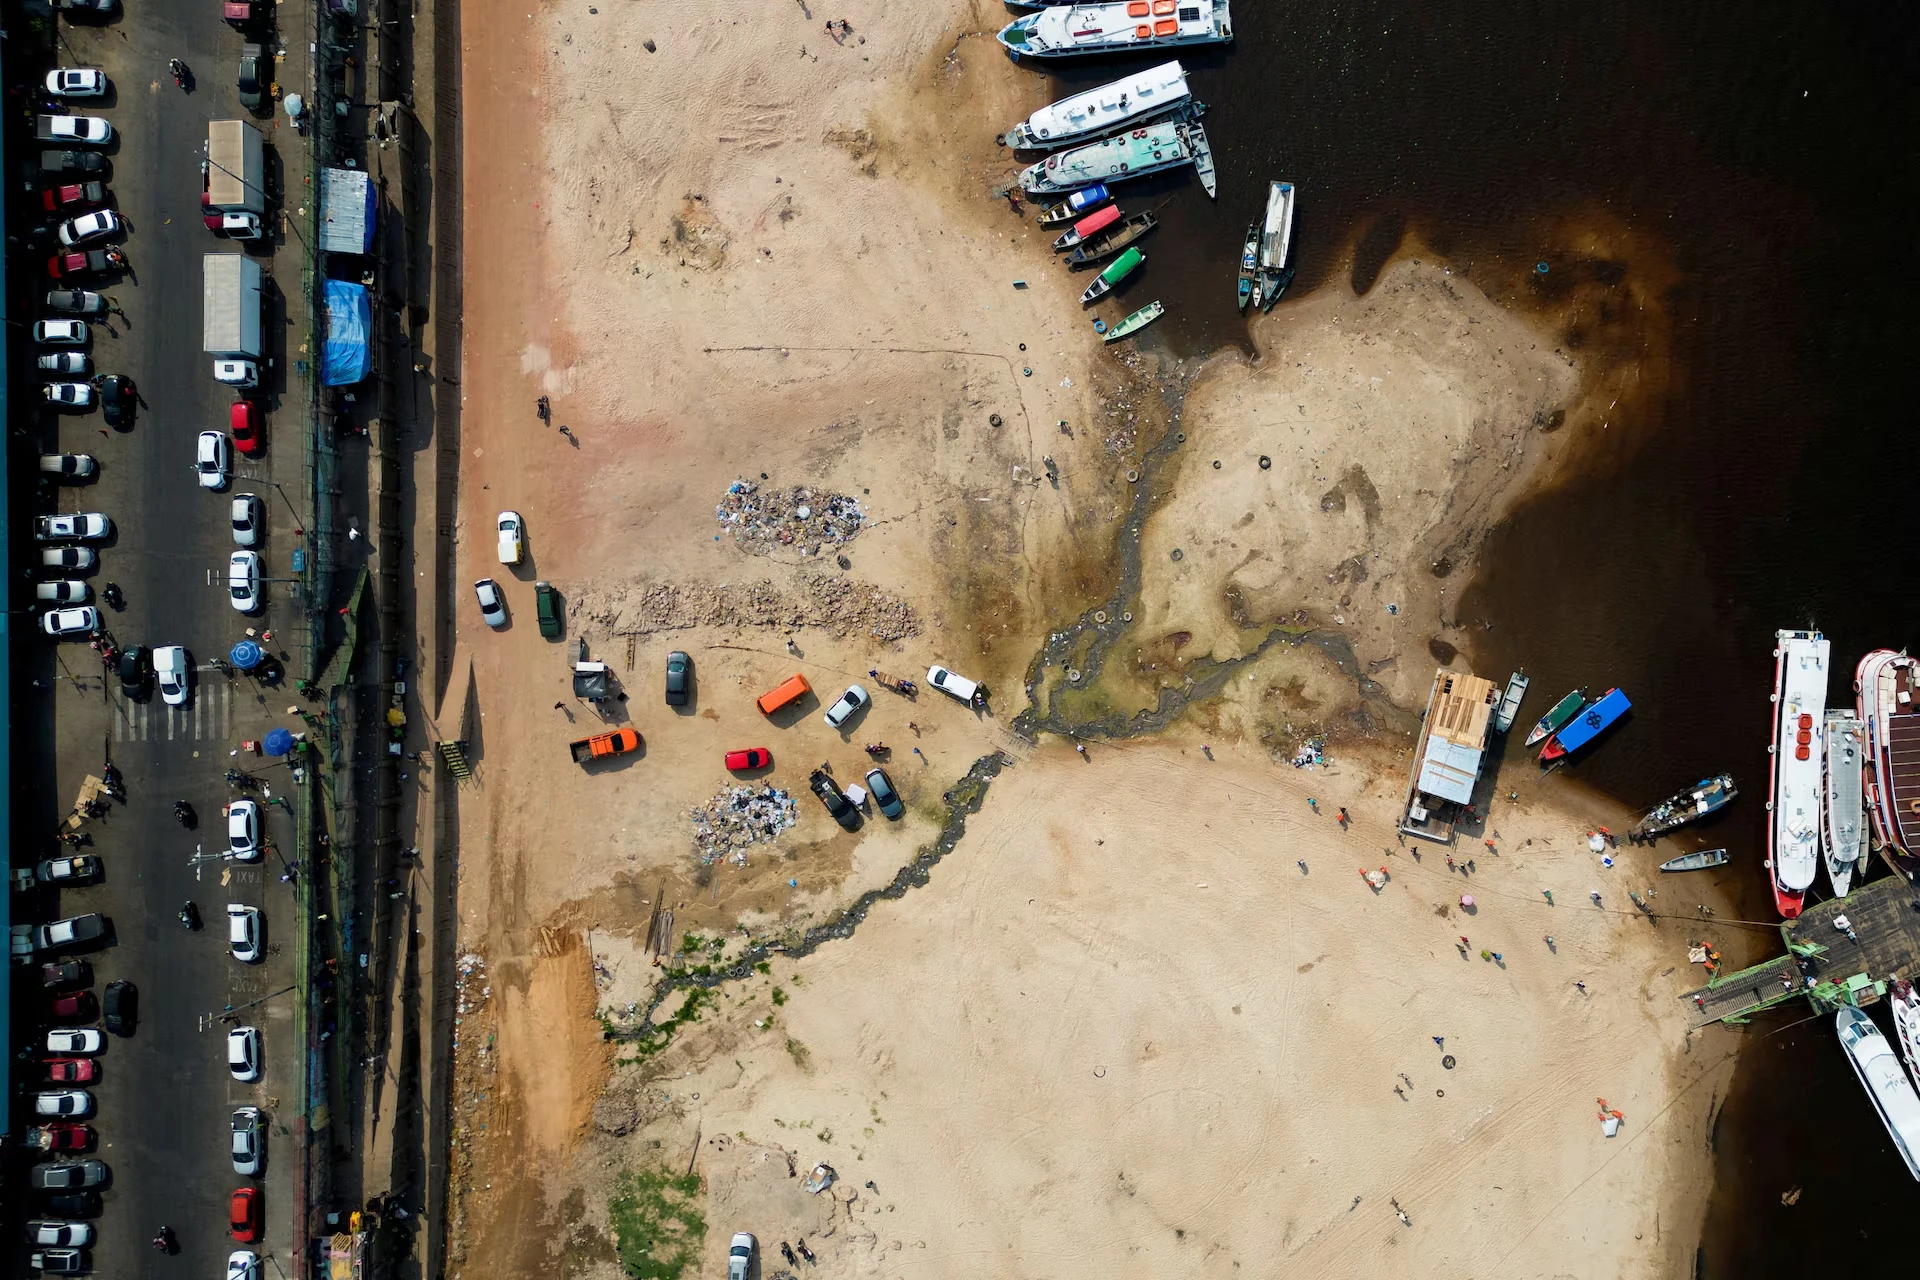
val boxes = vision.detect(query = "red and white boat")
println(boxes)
[1766,629,1829,919]
[1855,649,1920,865]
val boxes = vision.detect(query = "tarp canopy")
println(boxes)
[264,727,296,756]
[321,279,370,386]
[230,640,263,670]
[321,167,374,255]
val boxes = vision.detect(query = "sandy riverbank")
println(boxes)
[440,1,1722,1275]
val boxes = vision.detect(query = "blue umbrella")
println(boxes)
[263,728,296,756]
[230,640,264,670]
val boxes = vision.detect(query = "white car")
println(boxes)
[57,210,121,247]
[927,664,981,704]
[43,382,95,408]
[25,1222,93,1248]
[43,116,113,144]
[231,1106,264,1176]
[45,69,108,97]
[228,1250,260,1280]
[228,904,262,963]
[153,644,190,706]
[33,320,89,346]
[41,546,96,571]
[226,799,261,862]
[497,511,524,564]
[41,607,98,638]
[229,550,261,613]
[727,1233,756,1280]
[34,513,110,541]
[231,494,264,547]
[34,1091,93,1118]
[213,360,259,387]
[474,578,507,628]
[218,212,264,240]
[37,351,90,375]
[35,581,89,604]
[38,453,96,479]
[46,1028,104,1055]
[227,1027,261,1082]
[197,431,232,489]
[823,683,871,728]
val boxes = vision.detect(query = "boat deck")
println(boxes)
[1886,713,1920,850]
[1682,874,1920,1026]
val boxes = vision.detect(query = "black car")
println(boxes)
[39,151,107,177]
[101,981,134,1036]
[808,769,860,832]
[116,645,151,698]
[865,767,904,820]
[237,44,267,111]
[664,650,691,706]
[40,960,91,991]
[99,374,135,428]
[43,1194,99,1219]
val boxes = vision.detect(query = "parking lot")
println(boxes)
[14,0,319,1273]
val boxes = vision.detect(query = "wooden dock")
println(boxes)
[1683,872,1920,1026]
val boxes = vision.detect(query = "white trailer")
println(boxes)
[203,253,264,359]
[206,120,266,213]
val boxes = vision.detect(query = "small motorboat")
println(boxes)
[1064,211,1158,268]
[1052,203,1122,251]
[1101,300,1164,344]
[1658,848,1729,873]
[1081,246,1143,304]
[1492,670,1529,734]
[1036,183,1111,227]
[1236,222,1258,312]
[1632,774,1737,839]
[1539,687,1631,763]
[1525,687,1588,748]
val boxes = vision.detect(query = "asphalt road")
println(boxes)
[19,2,316,1275]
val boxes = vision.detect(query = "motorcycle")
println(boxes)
[225,769,259,790]
[173,800,197,829]
[102,582,124,610]
[152,1225,176,1253]
[178,902,200,930]
[168,59,189,89]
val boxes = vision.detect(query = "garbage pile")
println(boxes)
[717,480,865,558]
[691,784,798,865]
[1290,735,1327,769]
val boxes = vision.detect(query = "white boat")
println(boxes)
[1891,978,1920,1093]
[1766,629,1829,919]
[1835,1005,1920,1181]
[1018,116,1216,198]
[1492,670,1529,734]
[1002,60,1191,150]
[998,0,1233,61]
[1823,710,1867,897]
[1258,180,1295,271]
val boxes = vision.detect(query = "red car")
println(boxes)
[42,182,106,213]
[49,992,97,1022]
[44,1058,97,1084]
[725,748,772,771]
[230,399,263,454]
[34,1122,95,1151]
[46,248,123,280]
[229,1186,261,1242]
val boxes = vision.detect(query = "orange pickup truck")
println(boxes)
[568,727,641,764]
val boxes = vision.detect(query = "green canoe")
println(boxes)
[1102,300,1164,344]
[1081,247,1144,304]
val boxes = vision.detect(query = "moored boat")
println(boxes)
[998,0,1234,61]
[1526,687,1587,748]
[1080,246,1143,304]
[1492,670,1529,733]
[1258,265,1294,313]
[1259,180,1295,273]
[1835,1005,1920,1181]
[1052,203,1122,250]
[1855,649,1920,863]
[1539,687,1630,763]
[1893,978,1920,1092]
[1019,114,1215,198]
[1824,710,1867,897]
[1658,848,1729,873]
[1036,184,1111,227]
[1064,211,1157,267]
[1002,61,1191,150]
[1236,223,1258,311]
[1101,300,1164,344]
[1632,774,1737,839]
[1767,629,1829,919]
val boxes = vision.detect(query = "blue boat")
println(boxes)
[1035,184,1111,228]
[1539,687,1631,762]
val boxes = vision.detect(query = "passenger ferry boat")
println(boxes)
[1835,1005,1920,1181]
[1018,114,1216,198]
[1824,710,1867,896]
[1856,649,1920,864]
[1767,629,1830,919]
[998,0,1233,61]
[1002,61,1191,149]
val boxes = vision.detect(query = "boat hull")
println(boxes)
[998,0,1234,60]
[1526,687,1586,748]
[1035,184,1111,227]
[1539,688,1631,763]
[1767,630,1829,919]
[1064,212,1157,267]
[1492,671,1529,734]
[1632,774,1737,838]
[1080,248,1143,304]
[1658,849,1729,873]
[1102,300,1163,344]
[1893,979,1920,1093]
[1856,649,1920,862]
[1823,710,1866,896]
[1002,60,1190,151]
[1836,1005,1920,1181]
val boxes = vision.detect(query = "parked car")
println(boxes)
[36,856,101,884]
[728,1233,757,1280]
[33,914,106,951]
[49,992,96,1021]
[228,551,261,613]
[474,578,507,628]
[56,210,121,247]
[37,352,90,375]
[227,904,261,963]
[231,1106,263,1176]
[23,1221,93,1247]
[39,151,107,177]
[228,1026,261,1081]
[230,400,263,453]
[42,382,94,409]
[48,0,117,13]
[41,181,107,214]
[823,683,870,728]
[37,454,96,479]
[33,514,110,541]
[117,644,152,698]
[534,580,562,638]
[153,646,190,706]
[29,1161,107,1190]
[101,981,135,1036]
[725,747,771,771]
[39,961,91,991]
[28,1248,88,1275]
[44,69,107,97]
[32,1092,93,1119]
[27,1123,94,1153]
[44,1058,96,1085]
[808,769,860,832]
[197,431,232,490]
[35,581,90,604]
[237,44,268,111]
[665,650,691,705]
[33,320,89,346]
[213,359,258,387]
[223,0,264,27]
[41,607,99,638]
[229,1186,261,1242]
[46,1029,104,1055]
[40,547,96,571]
[44,289,107,315]
[927,664,981,704]
[231,494,263,547]
[42,1195,100,1220]
[866,767,904,820]
[213,211,264,240]
[226,800,261,862]
[99,374,135,428]
[228,1250,259,1280]
[496,511,524,564]
[46,248,124,280]
[37,115,112,145]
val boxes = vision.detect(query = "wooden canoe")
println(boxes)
[1658,848,1729,873]
[1101,300,1164,344]
[1064,211,1158,268]
[1081,246,1143,304]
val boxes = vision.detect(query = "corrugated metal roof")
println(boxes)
[1417,736,1483,805]
[320,167,373,255]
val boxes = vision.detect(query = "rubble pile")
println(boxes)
[565,574,920,642]
[691,784,798,866]
[716,480,866,557]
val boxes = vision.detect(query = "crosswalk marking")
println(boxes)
[115,680,239,743]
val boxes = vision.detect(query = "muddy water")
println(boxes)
[1021,2,1920,1271]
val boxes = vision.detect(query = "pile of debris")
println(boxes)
[691,784,798,865]
[565,574,920,642]
[1290,735,1328,769]
[717,480,865,558]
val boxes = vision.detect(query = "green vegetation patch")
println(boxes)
[607,1167,707,1280]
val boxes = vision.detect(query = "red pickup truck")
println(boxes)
[569,727,640,764]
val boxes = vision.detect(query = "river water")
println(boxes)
[1029,2,1920,1269]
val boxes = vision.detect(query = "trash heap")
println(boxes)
[716,480,865,558]
[691,784,798,866]
[1290,735,1328,769]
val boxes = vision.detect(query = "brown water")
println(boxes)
[1030,1,1920,1268]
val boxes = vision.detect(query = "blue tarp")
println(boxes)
[321,279,370,386]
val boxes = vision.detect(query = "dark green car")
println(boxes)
[534,581,561,639]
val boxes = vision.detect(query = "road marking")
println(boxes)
[194,690,207,739]
[166,704,177,741]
